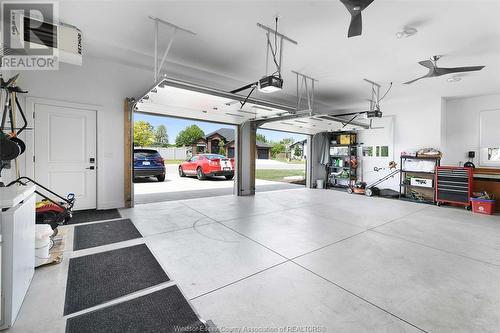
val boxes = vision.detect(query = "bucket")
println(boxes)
[316,179,324,189]
[471,198,495,215]
[35,225,53,267]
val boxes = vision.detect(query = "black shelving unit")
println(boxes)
[327,131,357,189]
[399,155,441,204]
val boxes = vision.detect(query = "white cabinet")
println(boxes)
[0,185,36,330]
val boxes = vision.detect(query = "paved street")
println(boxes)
[134,163,304,204]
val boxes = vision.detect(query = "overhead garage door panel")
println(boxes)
[135,78,370,135]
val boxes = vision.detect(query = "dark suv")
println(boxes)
[133,149,166,182]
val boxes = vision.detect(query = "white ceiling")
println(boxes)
[59,0,500,112]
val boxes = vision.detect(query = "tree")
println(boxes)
[271,142,286,158]
[294,144,302,157]
[175,125,205,147]
[154,124,169,147]
[218,140,226,156]
[280,137,295,149]
[134,121,155,147]
[256,133,267,143]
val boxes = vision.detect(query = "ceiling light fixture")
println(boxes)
[396,27,417,39]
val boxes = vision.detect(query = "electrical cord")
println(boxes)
[266,17,281,78]
[377,82,393,105]
[267,36,281,77]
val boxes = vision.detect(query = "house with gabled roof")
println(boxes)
[192,128,271,159]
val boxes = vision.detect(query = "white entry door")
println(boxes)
[34,103,97,210]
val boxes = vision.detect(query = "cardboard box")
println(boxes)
[340,134,356,145]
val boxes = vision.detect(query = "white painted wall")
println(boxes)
[441,93,500,167]
[348,96,443,190]
[3,57,153,209]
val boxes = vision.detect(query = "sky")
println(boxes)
[134,113,306,144]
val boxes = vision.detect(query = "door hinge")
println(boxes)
[33,156,35,163]
[32,111,35,119]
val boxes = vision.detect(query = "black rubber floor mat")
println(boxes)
[68,209,121,225]
[64,244,169,315]
[73,219,142,251]
[66,285,206,333]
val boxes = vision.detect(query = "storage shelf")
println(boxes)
[399,155,440,204]
[400,184,435,190]
[327,131,357,189]
[401,155,441,160]
[401,170,435,175]
[399,197,436,205]
[330,184,349,189]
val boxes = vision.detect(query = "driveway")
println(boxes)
[256,159,305,170]
[134,163,304,204]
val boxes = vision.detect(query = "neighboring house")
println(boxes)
[192,128,272,159]
[290,139,307,160]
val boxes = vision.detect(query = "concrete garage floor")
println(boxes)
[134,162,304,204]
[11,189,500,332]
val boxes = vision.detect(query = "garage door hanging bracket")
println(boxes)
[292,71,318,116]
[150,16,197,82]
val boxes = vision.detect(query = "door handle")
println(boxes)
[86,166,95,170]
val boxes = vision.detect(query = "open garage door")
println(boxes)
[257,148,269,160]
[132,113,239,205]
[134,78,370,135]
[126,77,372,206]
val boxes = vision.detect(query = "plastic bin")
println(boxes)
[35,225,53,267]
[471,198,495,215]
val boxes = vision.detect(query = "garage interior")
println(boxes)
[0,1,499,332]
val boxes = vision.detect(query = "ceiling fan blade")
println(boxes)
[437,65,485,75]
[348,13,362,37]
[418,60,435,69]
[340,0,375,38]
[403,73,431,85]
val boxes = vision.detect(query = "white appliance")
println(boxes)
[0,185,36,330]
[9,12,82,66]
[410,177,433,188]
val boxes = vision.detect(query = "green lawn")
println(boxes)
[273,158,306,165]
[164,159,185,165]
[255,169,305,182]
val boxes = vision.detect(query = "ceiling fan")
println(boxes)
[404,56,485,84]
[340,0,375,38]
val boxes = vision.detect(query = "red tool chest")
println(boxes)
[435,166,473,210]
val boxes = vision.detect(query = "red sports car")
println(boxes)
[179,154,235,180]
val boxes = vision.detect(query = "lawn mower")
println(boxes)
[7,177,75,236]
[347,161,399,197]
